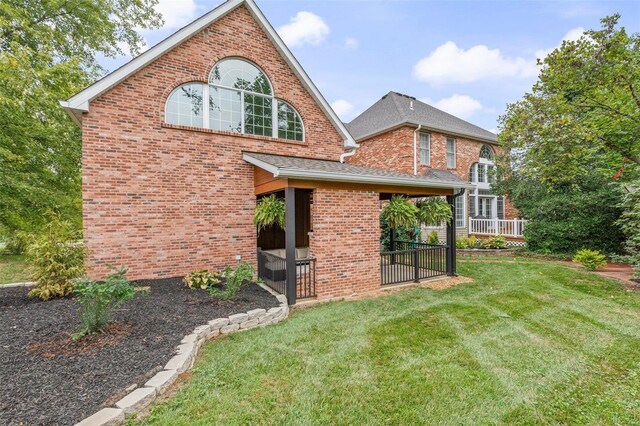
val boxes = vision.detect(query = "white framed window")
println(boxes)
[165,83,204,128]
[455,194,466,228]
[165,58,304,142]
[469,163,478,183]
[480,144,494,161]
[419,133,430,165]
[446,137,456,168]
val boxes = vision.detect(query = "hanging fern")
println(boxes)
[381,195,419,229]
[416,198,453,226]
[253,194,285,232]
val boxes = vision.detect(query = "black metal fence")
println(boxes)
[257,249,316,300]
[380,241,447,285]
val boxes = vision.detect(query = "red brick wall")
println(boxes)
[348,126,517,220]
[309,189,380,299]
[81,5,346,280]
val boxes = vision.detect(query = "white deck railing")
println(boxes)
[469,218,527,238]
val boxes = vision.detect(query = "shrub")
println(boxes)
[184,269,220,290]
[208,262,255,300]
[482,236,508,249]
[27,215,85,300]
[426,230,440,245]
[573,249,607,271]
[500,174,625,255]
[618,182,640,279]
[73,268,145,338]
[379,217,411,251]
[457,236,478,249]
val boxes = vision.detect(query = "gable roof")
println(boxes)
[346,91,498,144]
[243,152,473,190]
[60,0,356,148]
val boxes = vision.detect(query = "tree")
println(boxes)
[0,0,162,247]
[499,14,639,185]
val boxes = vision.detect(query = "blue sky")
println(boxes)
[99,0,640,133]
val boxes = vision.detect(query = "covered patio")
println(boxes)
[243,152,473,304]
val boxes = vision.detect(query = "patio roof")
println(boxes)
[243,152,474,190]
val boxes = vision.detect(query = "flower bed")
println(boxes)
[0,277,279,425]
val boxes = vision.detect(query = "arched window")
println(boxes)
[480,144,494,161]
[165,83,204,128]
[165,58,304,141]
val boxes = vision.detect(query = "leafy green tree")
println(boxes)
[499,14,639,185]
[0,0,162,248]
[618,183,640,278]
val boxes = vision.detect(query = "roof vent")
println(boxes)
[410,100,414,110]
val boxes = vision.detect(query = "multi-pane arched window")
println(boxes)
[479,144,494,161]
[165,58,304,141]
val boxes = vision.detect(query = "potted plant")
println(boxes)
[253,194,285,233]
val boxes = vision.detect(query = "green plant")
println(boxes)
[184,269,220,290]
[618,183,640,279]
[457,236,478,249]
[426,230,440,245]
[416,198,453,226]
[254,194,285,232]
[26,215,85,300]
[482,236,508,250]
[208,262,255,300]
[381,195,419,230]
[573,249,608,271]
[72,267,145,338]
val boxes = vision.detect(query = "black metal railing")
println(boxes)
[257,249,317,300]
[380,243,447,286]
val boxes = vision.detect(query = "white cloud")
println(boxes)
[413,41,537,84]
[331,99,354,120]
[278,11,330,48]
[155,0,200,30]
[116,39,148,58]
[413,28,585,84]
[535,27,584,60]
[344,37,359,50]
[422,94,483,119]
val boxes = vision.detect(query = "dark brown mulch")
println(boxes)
[0,278,278,426]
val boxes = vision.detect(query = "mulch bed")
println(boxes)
[0,278,278,426]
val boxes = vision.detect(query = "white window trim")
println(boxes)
[456,194,466,228]
[419,132,430,166]
[446,137,457,169]
[165,58,305,142]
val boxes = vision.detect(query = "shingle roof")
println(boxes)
[346,91,498,144]
[243,152,472,190]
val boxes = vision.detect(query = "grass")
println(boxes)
[0,255,30,284]
[134,258,640,425]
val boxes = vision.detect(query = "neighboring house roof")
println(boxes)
[346,91,498,144]
[243,152,473,190]
[59,0,356,148]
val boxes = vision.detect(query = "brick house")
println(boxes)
[61,0,476,304]
[347,92,521,242]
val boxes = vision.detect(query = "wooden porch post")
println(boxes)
[285,187,296,305]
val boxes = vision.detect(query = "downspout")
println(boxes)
[413,125,422,175]
[340,146,358,163]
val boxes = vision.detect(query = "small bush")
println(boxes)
[573,249,607,271]
[426,230,440,245]
[73,268,145,338]
[184,269,220,290]
[27,216,85,300]
[208,262,255,300]
[482,236,508,249]
[457,236,478,249]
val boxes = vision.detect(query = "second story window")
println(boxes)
[419,133,430,165]
[165,58,304,142]
[446,137,456,168]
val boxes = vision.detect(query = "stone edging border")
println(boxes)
[76,293,290,426]
[1,281,34,288]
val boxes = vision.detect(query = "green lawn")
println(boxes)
[136,258,640,425]
[0,255,31,284]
